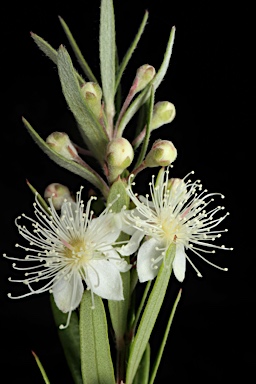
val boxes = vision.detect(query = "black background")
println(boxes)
[1,0,254,383]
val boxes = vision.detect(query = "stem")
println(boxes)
[132,125,146,150]
[131,280,152,337]
[130,161,147,178]
[114,79,138,137]
[116,336,126,384]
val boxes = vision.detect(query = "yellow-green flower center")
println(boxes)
[64,239,93,264]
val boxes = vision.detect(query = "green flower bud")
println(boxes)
[46,132,78,160]
[44,183,74,210]
[134,64,156,93]
[106,138,134,183]
[150,101,176,130]
[145,139,177,167]
[81,82,102,117]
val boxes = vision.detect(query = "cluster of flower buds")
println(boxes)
[42,55,178,187]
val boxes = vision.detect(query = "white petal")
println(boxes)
[101,248,131,272]
[109,255,132,272]
[172,243,186,282]
[139,195,155,208]
[118,230,144,256]
[88,214,121,243]
[86,260,124,300]
[60,201,77,218]
[137,238,163,283]
[117,210,137,235]
[52,272,84,313]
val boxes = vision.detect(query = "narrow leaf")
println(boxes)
[152,26,176,90]
[57,45,109,164]
[22,117,109,199]
[58,16,97,83]
[26,179,51,215]
[107,178,130,212]
[115,10,149,92]
[31,32,85,85]
[100,0,116,127]
[126,243,176,384]
[31,351,51,384]
[149,289,182,384]
[50,295,83,384]
[133,343,150,384]
[80,291,115,384]
[108,271,130,341]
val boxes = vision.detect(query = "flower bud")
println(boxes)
[44,183,74,210]
[145,140,177,168]
[106,138,134,183]
[46,132,78,160]
[150,101,176,131]
[134,64,156,93]
[81,82,102,117]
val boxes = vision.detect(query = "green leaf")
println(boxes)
[133,343,150,384]
[30,32,85,86]
[108,271,130,342]
[50,295,83,384]
[80,291,115,384]
[100,0,116,128]
[22,117,109,199]
[58,16,98,83]
[32,351,51,384]
[115,10,149,92]
[149,289,182,384]
[57,45,109,164]
[26,179,51,215]
[107,178,130,212]
[152,26,176,90]
[125,243,176,384]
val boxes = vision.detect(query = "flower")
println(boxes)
[4,187,131,328]
[124,168,232,283]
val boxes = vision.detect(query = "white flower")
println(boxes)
[4,187,131,328]
[124,168,232,283]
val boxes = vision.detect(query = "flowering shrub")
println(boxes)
[3,1,232,383]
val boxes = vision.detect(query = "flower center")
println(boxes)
[64,238,94,264]
[160,209,182,243]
